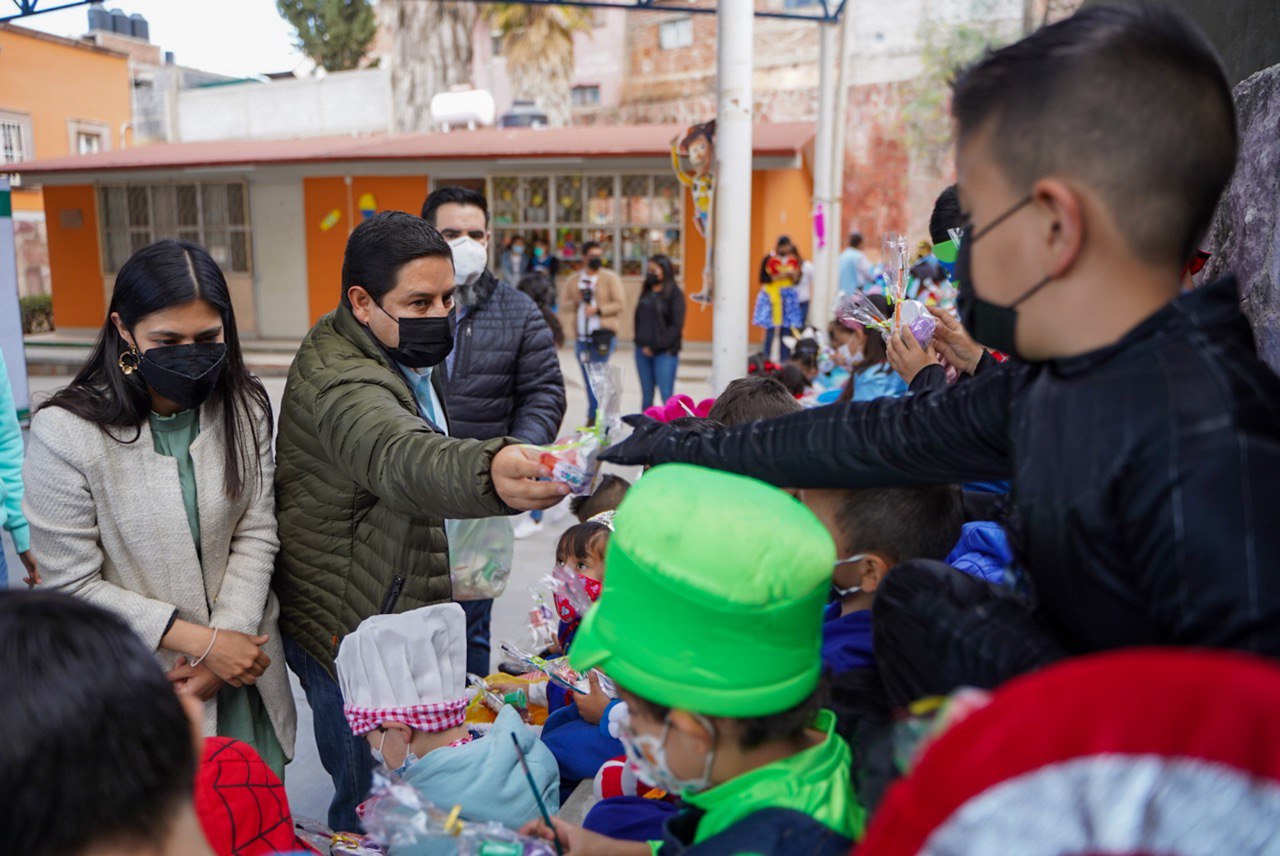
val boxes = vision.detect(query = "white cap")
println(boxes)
[336,603,468,735]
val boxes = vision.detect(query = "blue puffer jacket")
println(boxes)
[946,521,1013,586]
[439,272,566,444]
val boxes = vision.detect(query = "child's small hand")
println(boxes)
[572,671,612,725]
[521,817,647,856]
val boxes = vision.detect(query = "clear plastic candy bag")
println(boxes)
[535,362,624,496]
[546,563,594,621]
[500,641,617,698]
[447,516,515,601]
[526,587,558,652]
[835,291,936,350]
[361,769,555,856]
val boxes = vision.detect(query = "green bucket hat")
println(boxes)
[569,464,836,718]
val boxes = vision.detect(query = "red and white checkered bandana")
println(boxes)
[344,697,469,737]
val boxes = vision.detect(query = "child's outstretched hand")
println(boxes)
[573,671,612,725]
[521,817,649,856]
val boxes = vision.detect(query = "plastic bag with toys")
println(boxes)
[534,363,623,496]
[836,290,937,350]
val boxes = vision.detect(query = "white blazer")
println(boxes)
[23,399,296,757]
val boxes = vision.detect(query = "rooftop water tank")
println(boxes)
[109,8,130,35]
[130,13,149,42]
[430,88,497,132]
[87,2,111,33]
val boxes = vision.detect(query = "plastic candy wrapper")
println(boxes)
[293,817,382,855]
[447,516,515,600]
[835,291,936,350]
[546,564,594,621]
[361,769,555,856]
[891,687,993,774]
[536,363,623,496]
[500,642,617,698]
[468,673,530,723]
[536,434,600,496]
[526,587,558,652]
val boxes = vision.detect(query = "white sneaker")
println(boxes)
[513,514,543,540]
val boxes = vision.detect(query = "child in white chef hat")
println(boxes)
[336,602,560,838]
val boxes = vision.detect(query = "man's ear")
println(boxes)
[1032,176,1085,279]
[348,285,374,324]
[859,553,895,594]
[668,709,715,754]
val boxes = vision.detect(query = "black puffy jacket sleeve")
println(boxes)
[609,361,1025,487]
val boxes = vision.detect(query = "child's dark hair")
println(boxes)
[772,364,807,397]
[835,485,963,565]
[708,375,803,426]
[555,520,612,565]
[0,592,197,856]
[929,185,962,244]
[668,416,725,435]
[569,474,632,523]
[516,272,564,348]
[790,338,821,375]
[629,682,828,751]
[951,3,1235,265]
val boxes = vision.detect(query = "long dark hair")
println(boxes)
[645,254,678,291]
[41,240,269,501]
[837,293,892,403]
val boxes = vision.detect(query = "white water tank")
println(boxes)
[430,88,496,132]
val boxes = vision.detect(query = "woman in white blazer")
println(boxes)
[23,239,295,775]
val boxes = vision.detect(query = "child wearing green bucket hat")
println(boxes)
[522,464,864,855]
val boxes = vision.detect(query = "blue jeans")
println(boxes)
[635,349,679,410]
[459,598,494,676]
[284,635,375,833]
[541,703,625,804]
[763,327,791,362]
[575,338,616,424]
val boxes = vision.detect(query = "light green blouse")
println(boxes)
[149,409,286,780]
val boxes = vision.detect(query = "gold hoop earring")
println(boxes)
[117,346,140,376]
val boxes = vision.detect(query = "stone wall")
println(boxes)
[1200,63,1280,372]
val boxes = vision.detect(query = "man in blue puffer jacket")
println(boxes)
[423,187,567,677]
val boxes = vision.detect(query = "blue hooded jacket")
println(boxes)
[945,521,1013,586]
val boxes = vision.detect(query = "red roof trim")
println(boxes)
[14,122,814,175]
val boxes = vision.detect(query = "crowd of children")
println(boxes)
[6,5,1280,856]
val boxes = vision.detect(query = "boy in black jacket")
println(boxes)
[604,6,1280,678]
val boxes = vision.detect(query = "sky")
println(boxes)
[16,0,309,78]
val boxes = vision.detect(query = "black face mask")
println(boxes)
[138,342,227,411]
[587,257,603,272]
[372,301,454,369]
[955,195,1052,356]
[643,273,660,288]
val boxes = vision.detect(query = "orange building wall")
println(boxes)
[303,175,430,322]
[42,185,106,329]
[680,167,814,344]
[0,28,131,213]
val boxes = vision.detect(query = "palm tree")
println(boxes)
[484,3,594,127]
[383,0,479,132]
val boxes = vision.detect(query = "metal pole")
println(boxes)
[712,0,754,393]
[811,21,839,331]
[824,6,853,318]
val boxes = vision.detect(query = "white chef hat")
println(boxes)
[336,603,469,736]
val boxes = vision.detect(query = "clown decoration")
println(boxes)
[672,120,716,305]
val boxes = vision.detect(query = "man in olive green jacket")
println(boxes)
[273,212,566,831]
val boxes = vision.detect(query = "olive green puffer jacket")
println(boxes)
[273,305,512,673]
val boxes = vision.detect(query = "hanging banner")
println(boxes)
[0,179,30,422]
[672,120,716,306]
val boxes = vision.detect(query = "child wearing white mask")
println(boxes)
[336,603,560,849]
[826,294,908,404]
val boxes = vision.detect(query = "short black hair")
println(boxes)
[569,474,632,523]
[0,592,196,856]
[709,375,803,426]
[929,185,962,244]
[555,519,612,565]
[340,210,452,308]
[582,241,603,256]
[667,416,725,436]
[421,185,490,227]
[951,3,1236,265]
[835,486,963,565]
[848,232,863,249]
[628,682,828,750]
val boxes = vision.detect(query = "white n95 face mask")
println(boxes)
[448,236,489,291]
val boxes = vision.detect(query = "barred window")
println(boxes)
[97,182,252,274]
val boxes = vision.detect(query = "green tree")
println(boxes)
[277,0,377,72]
[484,4,594,127]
